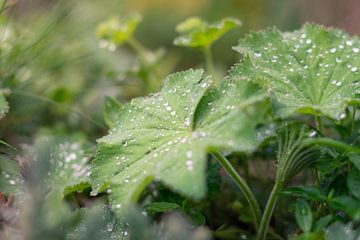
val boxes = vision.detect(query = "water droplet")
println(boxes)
[254,51,261,58]
[186,150,193,158]
[106,223,113,232]
[338,112,346,119]
[346,40,353,46]
[186,160,194,171]
[330,47,336,53]
[184,117,190,126]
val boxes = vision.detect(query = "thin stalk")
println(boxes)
[304,137,360,154]
[203,46,216,80]
[127,37,161,93]
[211,150,261,229]
[315,115,324,134]
[256,180,284,240]
[351,107,356,136]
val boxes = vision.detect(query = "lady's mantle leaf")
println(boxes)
[91,69,264,213]
[231,24,360,119]
[97,14,142,49]
[174,17,241,48]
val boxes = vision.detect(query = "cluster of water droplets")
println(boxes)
[50,142,91,184]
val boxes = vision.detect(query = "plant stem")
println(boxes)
[315,115,324,134]
[211,150,261,229]
[351,107,356,136]
[203,46,216,81]
[257,180,283,240]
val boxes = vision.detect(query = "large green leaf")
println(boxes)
[231,24,360,119]
[91,69,264,213]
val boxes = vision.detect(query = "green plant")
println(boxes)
[1,4,360,239]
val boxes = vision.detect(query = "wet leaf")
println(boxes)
[91,69,265,214]
[97,14,142,49]
[326,222,358,240]
[0,155,21,195]
[295,199,312,233]
[174,17,241,49]
[146,202,180,214]
[48,140,92,196]
[231,24,360,119]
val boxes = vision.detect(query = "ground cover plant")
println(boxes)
[1,1,360,239]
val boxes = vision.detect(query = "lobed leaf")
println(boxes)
[174,17,241,49]
[231,24,360,119]
[91,69,265,213]
[97,14,142,49]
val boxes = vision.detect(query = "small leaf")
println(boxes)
[295,232,325,240]
[231,24,360,119]
[348,153,360,170]
[146,202,180,214]
[295,199,313,233]
[174,17,241,49]
[91,69,265,214]
[329,196,360,220]
[282,186,327,202]
[97,14,142,49]
[0,155,21,195]
[313,215,333,232]
[326,222,356,240]
[347,167,360,199]
[103,96,122,128]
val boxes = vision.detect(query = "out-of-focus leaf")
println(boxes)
[282,186,327,201]
[294,232,325,240]
[347,167,360,199]
[97,14,142,48]
[231,24,360,119]
[174,17,241,49]
[313,215,333,232]
[48,140,92,196]
[103,96,122,128]
[0,91,9,119]
[146,202,180,214]
[329,196,360,220]
[0,155,21,195]
[325,222,358,240]
[295,199,313,233]
[348,153,360,170]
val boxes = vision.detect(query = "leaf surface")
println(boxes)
[231,24,360,119]
[91,69,264,212]
[174,17,241,48]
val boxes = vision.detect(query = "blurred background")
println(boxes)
[1,0,360,142]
